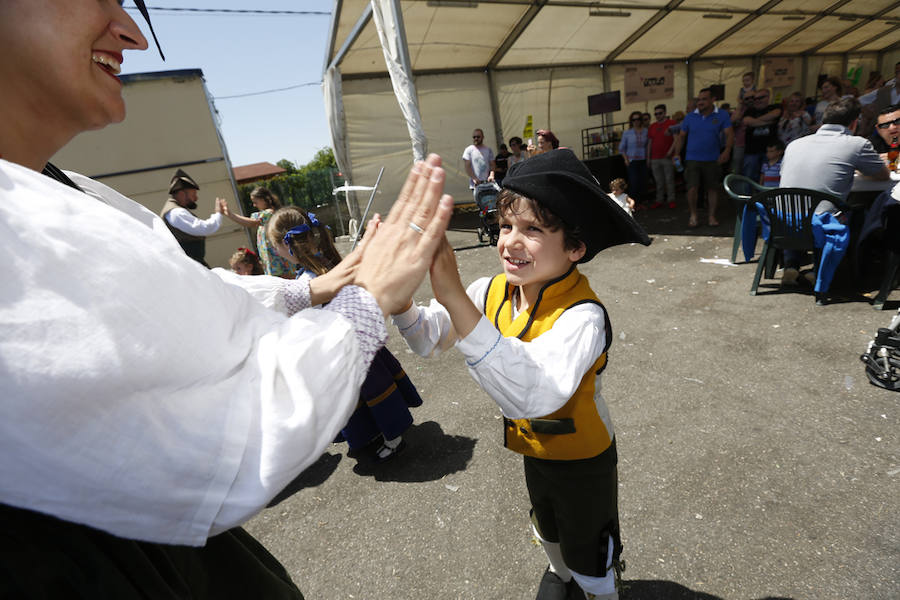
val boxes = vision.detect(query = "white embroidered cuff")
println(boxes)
[324,285,386,368]
[283,276,312,316]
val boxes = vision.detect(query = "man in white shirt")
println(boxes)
[462,128,496,189]
[159,168,224,267]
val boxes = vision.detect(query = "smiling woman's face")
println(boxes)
[0,0,148,142]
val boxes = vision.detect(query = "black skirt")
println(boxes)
[0,503,303,599]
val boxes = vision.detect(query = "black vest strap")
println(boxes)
[41,163,83,193]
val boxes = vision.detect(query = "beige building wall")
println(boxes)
[51,69,251,269]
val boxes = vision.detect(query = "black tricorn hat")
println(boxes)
[168,169,199,194]
[501,148,651,262]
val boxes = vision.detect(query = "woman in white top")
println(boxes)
[778,91,813,146]
[0,1,452,597]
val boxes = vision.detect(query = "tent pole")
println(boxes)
[389,0,414,82]
[547,68,554,131]
[602,64,611,133]
[327,3,373,73]
[687,60,694,104]
[801,55,809,99]
[487,68,504,151]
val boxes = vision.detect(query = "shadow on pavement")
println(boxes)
[267,452,344,507]
[351,420,476,482]
[622,579,794,600]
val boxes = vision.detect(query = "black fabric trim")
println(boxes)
[41,163,83,193]
[514,263,577,339]
[559,297,611,374]
[529,418,576,435]
[487,274,508,329]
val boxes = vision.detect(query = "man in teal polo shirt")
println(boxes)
[673,88,734,228]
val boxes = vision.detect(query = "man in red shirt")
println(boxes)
[647,104,678,209]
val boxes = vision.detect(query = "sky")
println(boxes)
[122,1,337,168]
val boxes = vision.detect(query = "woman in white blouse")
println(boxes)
[0,1,451,597]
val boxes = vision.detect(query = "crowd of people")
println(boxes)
[612,68,900,234]
[454,67,898,302]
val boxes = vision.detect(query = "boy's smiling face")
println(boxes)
[497,200,585,305]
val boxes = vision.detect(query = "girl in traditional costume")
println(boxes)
[268,207,424,461]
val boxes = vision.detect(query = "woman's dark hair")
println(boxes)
[628,111,643,128]
[250,186,281,210]
[496,189,582,252]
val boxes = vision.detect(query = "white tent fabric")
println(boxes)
[323,64,352,192]
[325,0,900,214]
[371,0,428,161]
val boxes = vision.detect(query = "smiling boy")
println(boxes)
[393,149,650,599]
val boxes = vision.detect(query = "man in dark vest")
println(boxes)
[159,169,224,267]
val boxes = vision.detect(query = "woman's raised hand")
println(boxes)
[354,154,454,316]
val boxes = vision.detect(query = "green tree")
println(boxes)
[299,147,337,174]
[276,159,297,174]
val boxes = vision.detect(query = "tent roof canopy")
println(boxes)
[326,0,900,78]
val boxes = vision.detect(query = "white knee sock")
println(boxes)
[569,535,617,598]
[531,522,572,582]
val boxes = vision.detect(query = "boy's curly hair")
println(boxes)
[496,189,583,252]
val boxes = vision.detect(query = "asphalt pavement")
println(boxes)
[245,198,899,600]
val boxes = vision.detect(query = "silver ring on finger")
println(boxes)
[408,221,425,234]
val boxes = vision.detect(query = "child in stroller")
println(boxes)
[474,181,501,245]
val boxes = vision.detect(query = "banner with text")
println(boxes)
[762,57,796,88]
[624,63,675,104]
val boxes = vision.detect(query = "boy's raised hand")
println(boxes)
[429,236,465,306]
[355,154,454,316]
[429,236,481,340]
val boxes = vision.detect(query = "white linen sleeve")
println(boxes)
[0,161,382,546]
[455,302,609,419]
[165,206,223,236]
[212,268,315,315]
[392,277,492,357]
[210,284,386,535]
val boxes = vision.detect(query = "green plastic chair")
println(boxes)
[750,187,845,304]
[723,173,772,263]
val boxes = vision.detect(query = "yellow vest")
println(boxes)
[484,266,612,460]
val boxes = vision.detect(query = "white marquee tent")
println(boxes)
[323,0,900,213]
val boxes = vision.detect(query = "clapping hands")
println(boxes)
[354,154,454,316]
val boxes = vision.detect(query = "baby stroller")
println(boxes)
[474,181,501,246]
[861,308,900,391]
